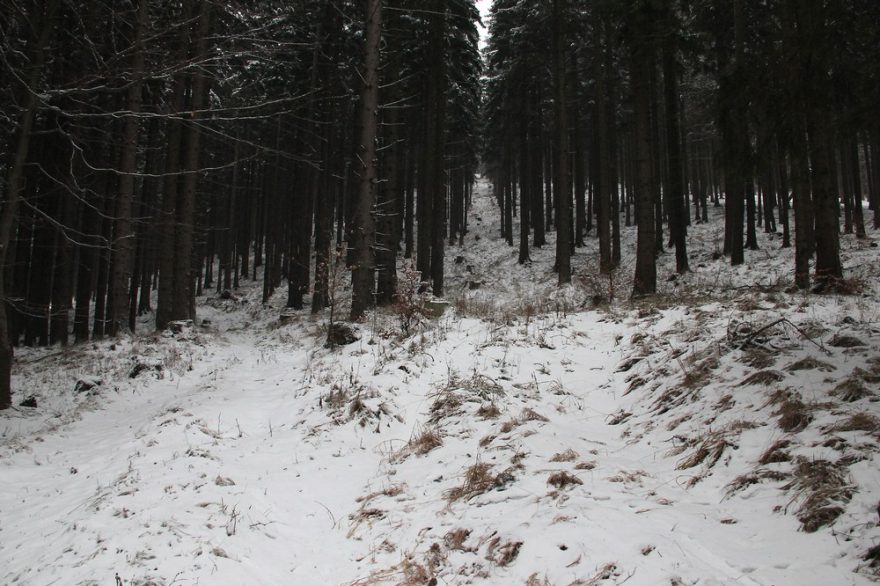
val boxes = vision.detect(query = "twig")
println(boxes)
[735,317,830,355]
[315,500,337,528]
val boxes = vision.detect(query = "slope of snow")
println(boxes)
[2,179,879,585]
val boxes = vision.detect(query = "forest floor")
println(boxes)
[2,180,880,586]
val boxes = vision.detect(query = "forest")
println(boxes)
[2,0,879,408]
[1,0,880,584]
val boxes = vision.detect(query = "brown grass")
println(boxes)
[832,377,872,402]
[521,408,549,422]
[410,428,443,455]
[828,333,867,348]
[547,471,583,489]
[607,470,648,484]
[485,537,522,567]
[678,439,729,470]
[652,387,685,414]
[607,411,632,425]
[625,375,647,394]
[356,484,405,505]
[776,397,812,433]
[428,391,463,423]
[478,434,496,448]
[444,528,472,552]
[863,544,880,573]
[715,394,735,412]
[677,421,757,470]
[476,403,501,419]
[758,439,792,465]
[784,457,853,533]
[725,469,791,497]
[741,348,775,369]
[550,449,579,463]
[525,574,552,586]
[499,419,519,433]
[446,463,496,502]
[860,362,880,383]
[828,412,880,433]
[681,355,718,390]
[785,357,836,372]
[741,370,786,386]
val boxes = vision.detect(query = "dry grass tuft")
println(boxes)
[478,434,496,448]
[681,355,718,390]
[607,470,648,484]
[446,463,497,502]
[677,429,733,470]
[863,544,880,574]
[577,562,618,585]
[625,375,647,394]
[677,421,757,470]
[828,333,867,348]
[832,376,872,402]
[399,557,433,586]
[525,573,553,586]
[758,439,792,465]
[499,419,519,434]
[428,390,463,423]
[458,372,505,397]
[715,394,735,412]
[785,357,836,372]
[725,469,790,497]
[547,471,583,489]
[607,410,632,425]
[828,412,880,433]
[784,457,854,533]
[741,348,775,369]
[860,362,880,383]
[412,429,442,455]
[776,397,812,433]
[741,369,786,386]
[497,408,550,435]
[494,466,519,490]
[521,408,550,422]
[485,537,522,567]
[444,528,472,552]
[652,387,686,414]
[476,403,501,419]
[550,449,579,463]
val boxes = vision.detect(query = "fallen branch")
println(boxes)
[734,317,830,355]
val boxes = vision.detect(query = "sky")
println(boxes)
[476,0,491,45]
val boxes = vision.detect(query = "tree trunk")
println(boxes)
[174,1,213,321]
[518,121,531,264]
[553,0,571,285]
[630,1,657,297]
[350,0,382,320]
[662,3,689,274]
[0,0,59,409]
[109,0,149,336]
[849,137,866,238]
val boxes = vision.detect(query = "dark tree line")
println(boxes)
[482,0,880,297]
[0,0,482,410]
[3,0,879,411]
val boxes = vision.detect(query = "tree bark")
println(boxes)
[662,2,688,274]
[630,1,657,297]
[553,0,571,285]
[350,0,382,320]
[109,0,149,336]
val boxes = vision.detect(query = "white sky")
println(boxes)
[476,0,491,46]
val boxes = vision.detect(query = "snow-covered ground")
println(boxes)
[2,179,879,585]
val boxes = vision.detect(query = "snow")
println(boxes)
[2,179,879,585]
